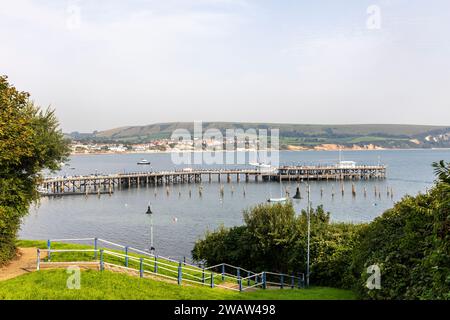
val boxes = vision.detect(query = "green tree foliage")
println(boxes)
[192,202,362,288]
[352,161,450,299]
[0,75,69,265]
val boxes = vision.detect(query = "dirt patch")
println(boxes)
[0,247,46,281]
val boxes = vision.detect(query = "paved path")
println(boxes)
[0,248,45,281]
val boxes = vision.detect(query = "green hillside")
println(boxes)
[68,122,450,148]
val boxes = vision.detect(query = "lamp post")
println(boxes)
[146,202,155,254]
[306,184,311,287]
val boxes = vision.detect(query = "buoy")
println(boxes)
[293,187,301,199]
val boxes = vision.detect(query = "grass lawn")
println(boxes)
[4,240,357,300]
[0,269,357,300]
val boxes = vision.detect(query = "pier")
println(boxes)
[40,165,386,196]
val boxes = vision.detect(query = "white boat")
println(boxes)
[137,159,151,165]
[267,197,287,203]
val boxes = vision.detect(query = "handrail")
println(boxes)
[41,238,306,291]
[49,238,95,242]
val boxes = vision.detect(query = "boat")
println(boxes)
[137,159,151,165]
[267,197,287,203]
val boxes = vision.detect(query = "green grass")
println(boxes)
[16,240,250,287]
[0,269,356,300]
[9,240,356,300]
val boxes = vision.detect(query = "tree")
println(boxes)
[192,202,362,285]
[0,75,69,265]
[351,161,450,299]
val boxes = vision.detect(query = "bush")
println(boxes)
[351,162,450,299]
[192,202,362,288]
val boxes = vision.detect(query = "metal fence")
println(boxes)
[38,237,305,292]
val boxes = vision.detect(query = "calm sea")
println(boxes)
[20,149,450,260]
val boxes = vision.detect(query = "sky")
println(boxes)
[1,0,449,132]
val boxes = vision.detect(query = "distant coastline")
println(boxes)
[69,146,450,156]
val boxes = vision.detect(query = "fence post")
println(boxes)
[47,239,51,261]
[124,246,129,267]
[280,274,284,289]
[298,273,303,288]
[247,271,251,286]
[94,237,98,259]
[238,278,242,292]
[100,249,104,271]
[262,272,266,290]
[291,274,295,289]
[202,267,205,284]
[140,258,144,278]
[177,262,182,285]
[210,272,214,288]
[221,264,225,281]
[236,267,240,284]
[183,256,186,266]
[154,256,158,273]
[36,249,40,271]
[302,273,305,288]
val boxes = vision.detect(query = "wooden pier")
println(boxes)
[39,165,386,196]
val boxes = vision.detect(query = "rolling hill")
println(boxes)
[67,122,450,149]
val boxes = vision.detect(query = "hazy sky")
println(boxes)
[1,0,449,132]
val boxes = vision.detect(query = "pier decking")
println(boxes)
[40,165,386,196]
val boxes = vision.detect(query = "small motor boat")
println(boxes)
[267,197,287,203]
[137,159,151,165]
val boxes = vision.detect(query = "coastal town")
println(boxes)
[69,140,388,154]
